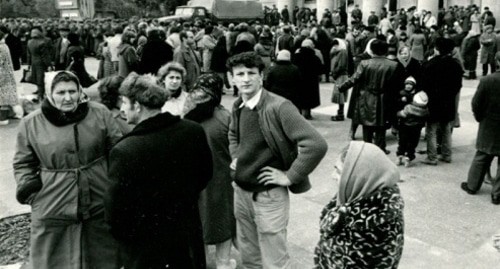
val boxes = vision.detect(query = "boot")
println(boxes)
[470,71,477,79]
[0,108,9,125]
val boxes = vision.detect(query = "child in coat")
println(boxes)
[396,77,429,167]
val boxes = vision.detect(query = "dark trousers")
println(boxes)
[482,63,497,75]
[466,151,500,197]
[362,125,386,151]
[397,125,422,160]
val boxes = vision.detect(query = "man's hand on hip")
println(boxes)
[258,167,292,187]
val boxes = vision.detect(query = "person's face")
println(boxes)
[120,96,139,124]
[399,48,410,60]
[230,65,262,99]
[185,31,195,46]
[331,158,344,186]
[164,70,183,92]
[59,30,69,38]
[51,81,79,113]
[404,83,414,91]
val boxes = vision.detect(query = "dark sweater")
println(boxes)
[235,107,283,192]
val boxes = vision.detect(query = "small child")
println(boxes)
[396,77,429,167]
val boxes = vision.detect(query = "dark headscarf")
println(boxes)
[183,73,223,122]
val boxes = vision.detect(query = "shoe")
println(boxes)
[330,115,345,121]
[403,157,411,167]
[0,120,9,126]
[216,258,237,269]
[461,182,477,195]
[384,149,391,155]
[439,156,451,163]
[396,155,404,166]
[421,158,438,165]
[304,114,313,120]
[492,196,500,205]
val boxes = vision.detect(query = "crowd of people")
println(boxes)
[0,2,500,269]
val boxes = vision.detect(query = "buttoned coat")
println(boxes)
[174,45,201,90]
[472,71,500,155]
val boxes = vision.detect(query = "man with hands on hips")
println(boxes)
[227,52,328,269]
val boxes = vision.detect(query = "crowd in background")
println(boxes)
[1,2,500,269]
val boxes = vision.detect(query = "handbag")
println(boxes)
[20,67,34,84]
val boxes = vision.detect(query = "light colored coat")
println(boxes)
[13,102,122,269]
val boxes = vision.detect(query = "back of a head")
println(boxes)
[370,39,388,56]
[435,37,454,55]
[119,72,168,109]
[98,76,124,110]
[113,24,123,35]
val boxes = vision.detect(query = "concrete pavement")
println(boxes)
[1,58,499,268]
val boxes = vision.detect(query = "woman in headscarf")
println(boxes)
[398,46,422,84]
[118,30,138,78]
[314,141,405,269]
[183,73,237,269]
[409,28,426,62]
[461,30,481,80]
[292,39,322,119]
[13,71,122,269]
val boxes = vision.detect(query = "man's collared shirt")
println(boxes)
[239,89,263,110]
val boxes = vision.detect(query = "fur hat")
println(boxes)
[404,76,416,85]
[413,91,428,106]
[276,50,291,61]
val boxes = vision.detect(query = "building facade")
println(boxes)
[264,0,500,25]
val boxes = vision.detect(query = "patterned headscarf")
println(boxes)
[182,73,223,121]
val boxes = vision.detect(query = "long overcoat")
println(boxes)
[13,102,122,269]
[105,112,212,269]
[462,35,480,71]
[472,71,500,155]
[292,47,322,109]
[480,32,497,64]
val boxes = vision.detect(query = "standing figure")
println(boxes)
[339,40,402,154]
[480,25,497,76]
[462,30,480,80]
[183,74,237,269]
[13,71,122,269]
[461,52,500,205]
[105,72,212,268]
[27,26,52,99]
[0,27,18,125]
[314,141,404,269]
[421,38,463,165]
[227,52,327,269]
[292,39,322,119]
[174,31,201,90]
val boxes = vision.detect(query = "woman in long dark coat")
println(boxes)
[137,29,173,75]
[183,73,237,269]
[264,50,301,108]
[292,39,322,119]
[314,28,333,82]
[66,33,96,88]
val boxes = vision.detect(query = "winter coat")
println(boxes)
[398,58,422,85]
[480,32,497,64]
[421,55,463,123]
[210,36,229,73]
[13,102,122,269]
[462,35,480,70]
[174,45,201,90]
[105,112,212,269]
[314,186,404,269]
[472,71,500,155]
[292,47,322,109]
[200,34,217,72]
[67,45,96,88]
[396,90,428,127]
[339,56,402,127]
[0,42,18,106]
[117,43,138,78]
[264,61,301,107]
[198,107,236,244]
[137,40,173,75]
[5,34,22,71]
[409,33,426,61]
[27,37,52,88]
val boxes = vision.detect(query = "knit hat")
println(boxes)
[277,50,291,61]
[404,76,416,85]
[413,91,428,106]
[301,39,315,48]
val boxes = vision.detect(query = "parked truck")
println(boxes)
[158,0,264,24]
